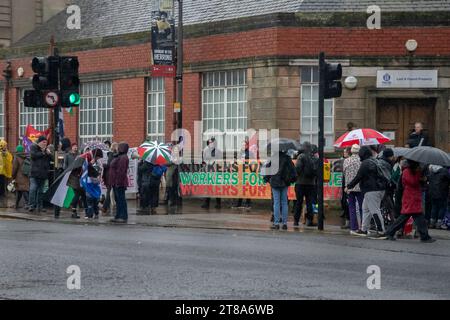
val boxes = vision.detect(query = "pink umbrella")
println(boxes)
[334,128,391,148]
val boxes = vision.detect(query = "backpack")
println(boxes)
[21,157,31,176]
[371,158,391,187]
[283,159,297,185]
[152,165,165,178]
[302,154,319,178]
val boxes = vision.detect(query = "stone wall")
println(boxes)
[248,65,300,140]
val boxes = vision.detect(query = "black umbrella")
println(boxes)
[266,138,302,153]
[404,146,450,167]
[392,147,410,158]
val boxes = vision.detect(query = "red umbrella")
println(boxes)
[334,129,391,148]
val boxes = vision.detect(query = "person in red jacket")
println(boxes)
[109,142,130,223]
[385,160,435,243]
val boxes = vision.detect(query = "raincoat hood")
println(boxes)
[359,146,373,161]
[118,143,129,155]
[302,141,312,154]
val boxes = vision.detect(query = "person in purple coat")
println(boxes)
[109,142,130,223]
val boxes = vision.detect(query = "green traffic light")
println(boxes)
[69,93,80,105]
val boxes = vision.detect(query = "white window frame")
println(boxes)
[300,67,335,150]
[147,77,165,143]
[18,88,49,136]
[79,81,113,145]
[202,70,247,151]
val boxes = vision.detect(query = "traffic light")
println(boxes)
[323,63,342,99]
[24,56,59,109]
[60,57,80,107]
[23,90,45,109]
[31,56,59,91]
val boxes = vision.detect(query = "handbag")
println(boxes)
[7,180,16,193]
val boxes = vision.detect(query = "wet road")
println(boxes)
[0,220,449,300]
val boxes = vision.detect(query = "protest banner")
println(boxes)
[178,160,342,201]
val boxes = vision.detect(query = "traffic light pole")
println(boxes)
[176,0,183,129]
[53,48,61,218]
[318,52,325,231]
[53,48,61,166]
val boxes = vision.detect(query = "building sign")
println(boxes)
[178,161,342,201]
[151,1,175,66]
[151,65,176,77]
[377,70,438,88]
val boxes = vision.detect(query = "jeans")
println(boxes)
[103,187,112,211]
[431,198,447,221]
[386,213,431,241]
[86,194,99,218]
[29,177,46,210]
[294,184,314,223]
[272,187,288,226]
[113,187,128,221]
[361,191,385,232]
[347,192,363,231]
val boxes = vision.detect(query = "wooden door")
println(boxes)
[376,98,435,147]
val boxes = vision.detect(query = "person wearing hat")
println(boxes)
[0,139,13,208]
[12,145,30,209]
[343,144,363,234]
[29,135,51,213]
[64,142,79,170]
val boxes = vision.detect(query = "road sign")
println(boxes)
[151,65,176,77]
[174,102,181,113]
[45,91,59,107]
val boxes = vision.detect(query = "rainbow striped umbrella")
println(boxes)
[138,141,172,165]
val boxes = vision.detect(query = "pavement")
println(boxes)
[0,219,449,300]
[1,198,450,240]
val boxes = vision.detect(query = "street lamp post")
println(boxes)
[176,0,183,129]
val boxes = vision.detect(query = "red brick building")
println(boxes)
[1,0,450,153]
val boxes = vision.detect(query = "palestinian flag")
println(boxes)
[45,157,85,208]
[50,171,75,208]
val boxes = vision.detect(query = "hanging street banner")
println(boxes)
[178,161,343,201]
[151,0,175,66]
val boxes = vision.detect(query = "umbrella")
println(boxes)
[334,129,391,148]
[379,147,410,158]
[392,147,410,158]
[403,146,450,167]
[138,141,172,165]
[81,140,109,152]
[265,138,302,153]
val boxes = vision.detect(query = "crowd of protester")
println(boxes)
[0,120,448,243]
